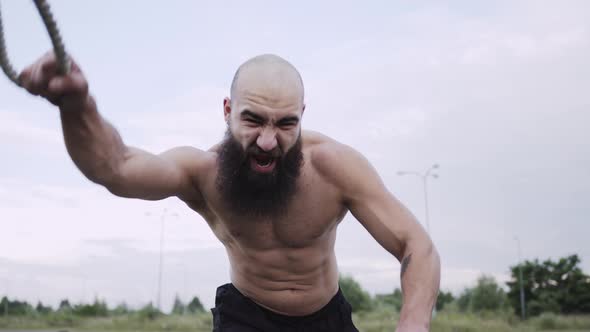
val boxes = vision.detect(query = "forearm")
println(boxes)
[59,95,127,185]
[398,238,440,331]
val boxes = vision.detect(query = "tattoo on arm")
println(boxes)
[401,254,413,278]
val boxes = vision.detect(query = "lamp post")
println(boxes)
[515,236,526,320]
[146,208,178,311]
[397,164,439,234]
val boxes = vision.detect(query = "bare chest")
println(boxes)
[198,170,347,249]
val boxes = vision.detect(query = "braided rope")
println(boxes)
[0,1,19,85]
[0,0,69,87]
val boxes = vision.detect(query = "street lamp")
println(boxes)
[146,208,178,311]
[397,164,439,234]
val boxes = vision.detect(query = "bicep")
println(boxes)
[347,181,421,262]
[335,148,424,261]
[108,146,204,201]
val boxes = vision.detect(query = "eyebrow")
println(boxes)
[240,110,266,122]
[277,116,300,124]
[240,110,300,124]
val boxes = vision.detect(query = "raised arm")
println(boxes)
[315,141,440,332]
[19,52,207,202]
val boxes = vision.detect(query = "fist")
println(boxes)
[18,51,88,108]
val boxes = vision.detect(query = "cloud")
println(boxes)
[0,244,229,310]
[1,0,589,310]
[0,178,219,266]
[110,85,228,152]
[0,108,62,151]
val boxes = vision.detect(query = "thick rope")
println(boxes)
[0,1,19,85]
[0,0,69,87]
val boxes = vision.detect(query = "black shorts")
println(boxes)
[211,283,360,332]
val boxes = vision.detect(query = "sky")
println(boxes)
[1,0,589,311]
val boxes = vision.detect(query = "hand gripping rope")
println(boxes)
[0,0,69,86]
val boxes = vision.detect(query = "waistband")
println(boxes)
[217,283,349,325]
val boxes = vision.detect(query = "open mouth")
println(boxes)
[250,154,276,172]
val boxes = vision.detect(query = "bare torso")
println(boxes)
[17,49,437,329]
[183,131,347,316]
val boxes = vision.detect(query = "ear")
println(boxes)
[302,103,306,116]
[223,97,232,123]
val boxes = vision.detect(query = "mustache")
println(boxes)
[245,144,282,159]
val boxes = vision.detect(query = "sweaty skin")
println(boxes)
[19,53,440,330]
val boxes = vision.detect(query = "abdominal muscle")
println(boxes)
[226,242,340,316]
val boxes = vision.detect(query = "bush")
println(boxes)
[470,275,507,312]
[111,302,129,315]
[436,290,455,311]
[339,275,373,312]
[457,275,507,313]
[72,298,109,317]
[137,302,161,321]
[374,289,402,311]
[44,311,80,327]
[507,255,590,316]
[0,296,35,315]
[188,296,206,313]
[535,312,560,330]
[172,295,186,315]
[530,313,590,331]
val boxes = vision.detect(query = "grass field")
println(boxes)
[1,309,589,331]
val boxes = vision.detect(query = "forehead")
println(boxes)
[234,84,303,118]
[232,62,303,113]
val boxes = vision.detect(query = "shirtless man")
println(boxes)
[18,52,440,331]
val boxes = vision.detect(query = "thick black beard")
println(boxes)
[215,129,304,218]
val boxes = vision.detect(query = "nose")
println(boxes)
[256,128,278,152]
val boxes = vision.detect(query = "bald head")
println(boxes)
[230,54,304,107]
[223,54,305,155]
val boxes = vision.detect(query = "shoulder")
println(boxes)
[304,131,389,207]
[159,146,216,170]
[303,130,376,190]
[158,146,218,186]
[304,130,353,169]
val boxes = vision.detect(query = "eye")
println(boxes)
[278,120,298,129]
[244,118,261,126]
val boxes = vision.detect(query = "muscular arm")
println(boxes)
[60,98,203,201]
[314,141,440,331]
[20,52,206,202]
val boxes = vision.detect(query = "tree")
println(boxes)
[58,299,72,312]
[187,296,205,313]
[507,254,590,316]
[436,290,455,311]
[0,296,34,315]
[456,275,506,313]
[138,302,161,320]
[111,302,129,315]
[457,288,472,312]
[172,294,186,315]
[470,275,507,311]
[374,288,402,311]
[339,275,373,312]
[35,301,53,314]
[73,298,109,317]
